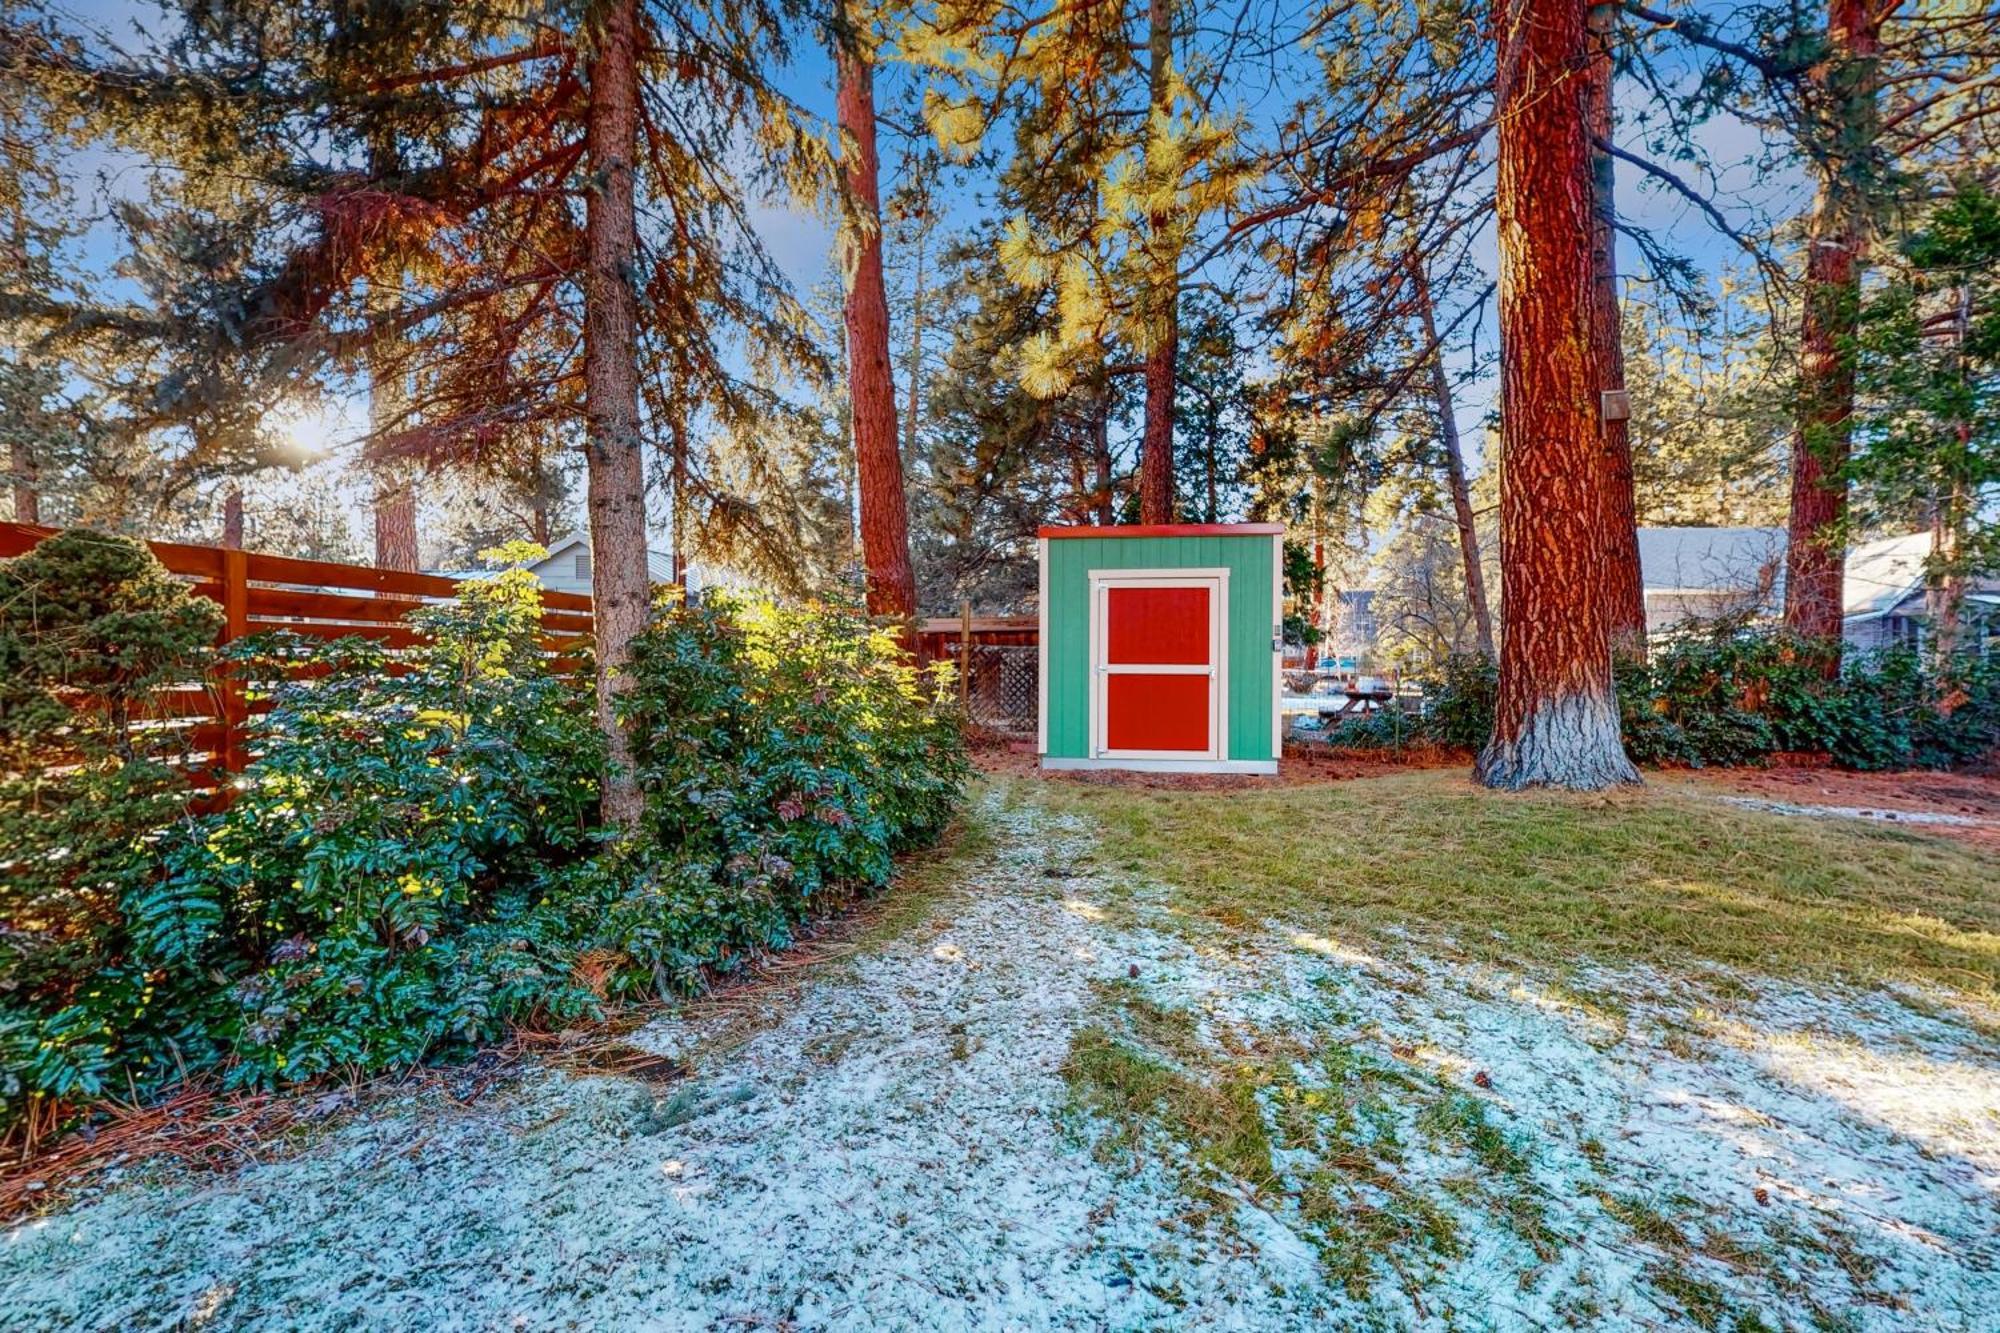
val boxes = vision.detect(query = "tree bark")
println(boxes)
[1587,0,1646,658]
[372,476,419,571]
[904,209,927,465]
[9,436,37,525]
[365,136,422,574]
[1306,474,1327,669]
[1093,395,1115,523]
[1413,263,1496,661]
[1782,0,1881,668]
[670,417,689,591]
[1927,483,1966,672]
[1137,0,1178,525]
[835,27,917,620]
[1477,0,1639,792]
[222,485,244,549]
[582,0,652,826]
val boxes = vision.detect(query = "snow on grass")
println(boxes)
[1720,795,1994,829]
[4,784,1997,1331]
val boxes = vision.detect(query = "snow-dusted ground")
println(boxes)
[4,788,1997,1331]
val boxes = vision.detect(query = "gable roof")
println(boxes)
[1637,526,1785,594]
[1842,531,1932,620]
[528,532,676,583]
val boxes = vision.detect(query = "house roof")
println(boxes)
[529,531,676,583]
[1841,531,1932,620]
[1636,526,1785,594]
[430,532,675,584]
[1632,526,1991,623]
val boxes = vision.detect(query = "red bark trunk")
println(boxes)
[836,36,917,621]
[1587,0,1645,658]
[1478,0,1638,791]
[582,0,652,825]
[372,479,419,571]
[1137,0,1178,526]
[1782,0,1880,666]
[222,486,244,549]
[10,437,38,525]
[365,135,422,576]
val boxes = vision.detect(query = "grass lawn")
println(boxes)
[7,771,1995,1331]
[1035,768,2000,999]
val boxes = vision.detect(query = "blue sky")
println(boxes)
[42,0,1812,533]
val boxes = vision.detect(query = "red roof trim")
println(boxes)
[1037,523,1284,539]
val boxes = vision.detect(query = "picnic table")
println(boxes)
[1279,681,1398,719]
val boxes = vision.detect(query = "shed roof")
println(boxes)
[1038,522,1283,539]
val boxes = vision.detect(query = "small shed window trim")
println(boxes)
[1086,566,1231,762]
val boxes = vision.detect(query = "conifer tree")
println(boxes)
[834,0,918,618]
[916,0,1259,524]
[1478,0,1638,791]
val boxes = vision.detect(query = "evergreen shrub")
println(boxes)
[1,534,967,1135]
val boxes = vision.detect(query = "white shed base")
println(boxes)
[1039,756,1279,776]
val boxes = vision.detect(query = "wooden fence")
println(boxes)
[915,611,1039,737]
[0,523,593,780]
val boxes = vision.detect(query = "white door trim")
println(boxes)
[1087,568,1230,762]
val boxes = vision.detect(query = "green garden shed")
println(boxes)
[1037,523,1284,775]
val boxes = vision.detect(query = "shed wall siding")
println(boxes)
[1043,535,1276,761]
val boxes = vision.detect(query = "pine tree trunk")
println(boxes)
[904,217,927,464]
[9,437,37,525]
[1414,264,1496,661]
[365,136,422,574]
[582,0,651,826]
[1203,432,1218,522]
[1783,0,1880,667]
[372,479,419,570]
[1587,0,1646,658]
[1307,476,1327,669]
[1927,475,1968,675]
[1477,0,1638,792]
[1137,0,1178,526]
[835,30,917,620]
[1094,400,1115,523]
[366,323,421,571]
[6,195,38,527]
[222,486,244,549]
[670,418,689,590]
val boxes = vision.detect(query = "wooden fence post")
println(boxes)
[220,547,249,775]
[959,599,971,707]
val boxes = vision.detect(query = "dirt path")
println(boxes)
[4,785,1997,1330]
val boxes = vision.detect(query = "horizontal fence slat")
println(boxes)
[246,618,427,648]
[247,585,447,624]
[5,521,597,799]
[244,551,463,599]
[918,616,1038,634]
[0,522,225,577]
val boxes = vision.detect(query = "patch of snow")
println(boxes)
[1720,795,1993,827]
[4,790,1996,1331]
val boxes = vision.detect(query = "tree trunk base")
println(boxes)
[1476,690,1640,791]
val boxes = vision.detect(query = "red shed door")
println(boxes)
[1094,576,1221,759]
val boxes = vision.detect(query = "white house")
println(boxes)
[1638,525,1999,652]
[1636,527,1786,633]
[520,532,677,598]
[430,532,676,596]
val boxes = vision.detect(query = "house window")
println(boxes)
[573,550,591,580]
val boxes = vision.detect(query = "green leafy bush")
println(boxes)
[0,531,221,1127]
[3,541,969,1133]
[587,593,969,997]
[169,552,609,1088]
[1314,630,1997,772]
